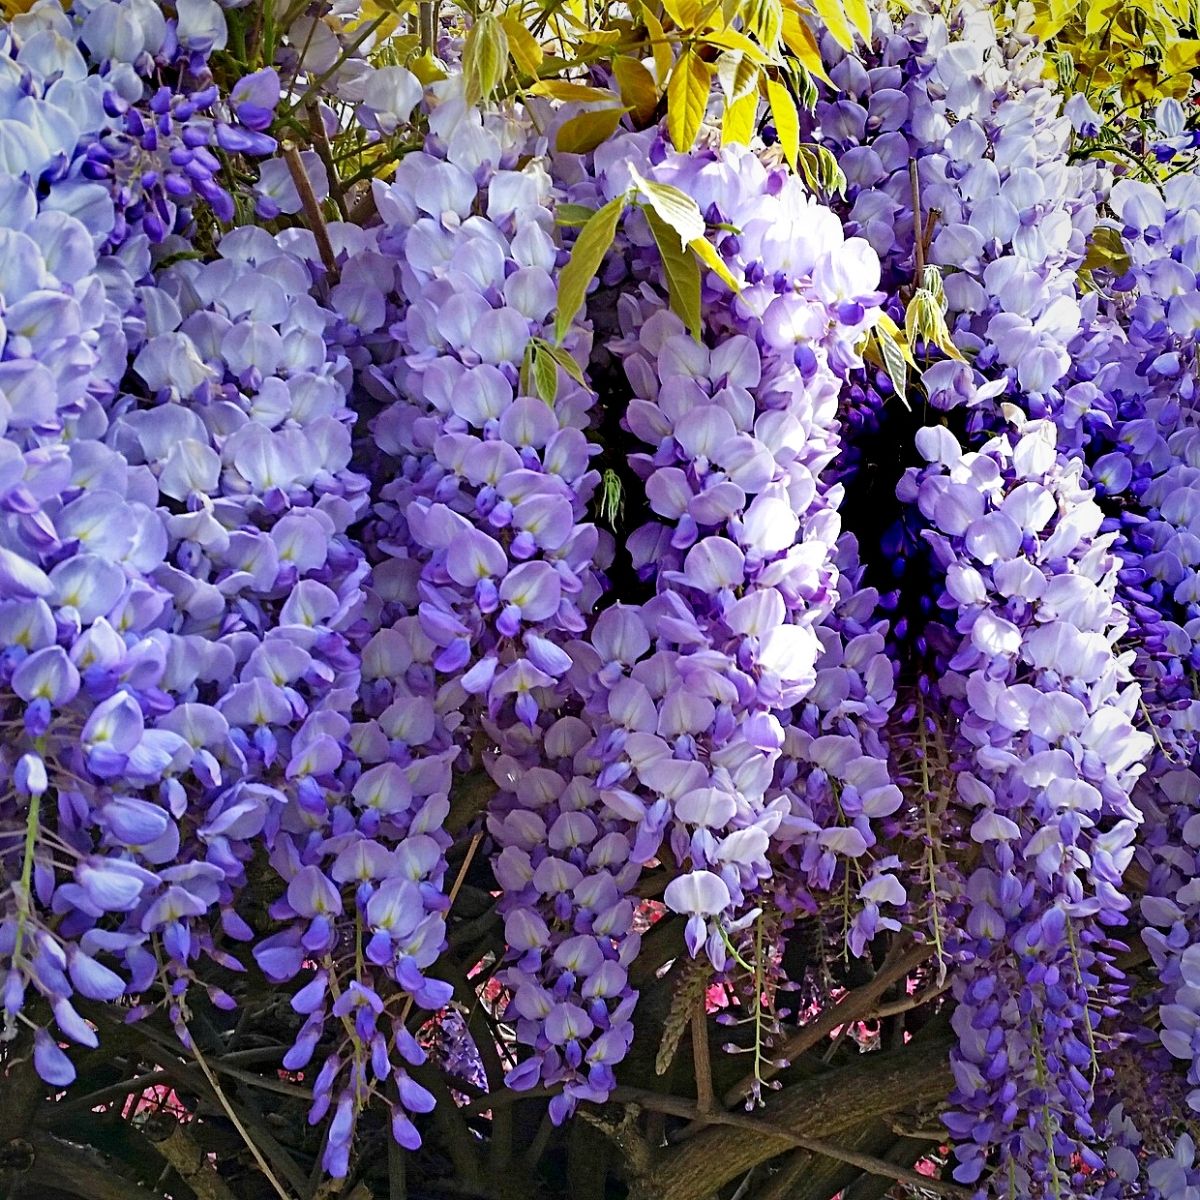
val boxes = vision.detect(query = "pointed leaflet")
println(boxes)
[614,55,659,124]
[744,0,783,51]
[462,13,509,105]
[766,78,799,172]
[556,203,599,227]
[639,2,674,90]
[531,80,620,102]
[500,14,543,75]
[629,164,705,244]
[716,50,760,102]
[645,207,702,339]
[534,343,559,403]
[843,0,872,41]
[873,316,911,410]
[780,9,833,84]
[690,234,742,293]
[805,0,855,51]
[555,194,627,344]
[667,49,712,151]
[557,107,627,154]
[535,338,590,388]
[722,86,759,144]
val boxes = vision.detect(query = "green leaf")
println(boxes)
[555,203,599,227]
[462,13,509,105]
[875,325,910,409]
[843,0,872,42]
[744,0,783,50]
[645,206,702,339]
[919,265,946,308]
[766,77,799,172]
[555,193,627,344]
[614,54,659,124]
[533,343,559,403]
[629,164,705,244]
[599,468,625,528]
[556,106,626,155]
[537,338,590,388]
[689,234,741,293]
[667,48,712,151]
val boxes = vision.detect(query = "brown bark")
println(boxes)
[628,1025,955,1200]
[9,1129,161,1200]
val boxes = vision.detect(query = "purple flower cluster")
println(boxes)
[575,133,905,982]
[903,417,1153,1190]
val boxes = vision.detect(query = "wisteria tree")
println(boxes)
[0,0,1198,1198]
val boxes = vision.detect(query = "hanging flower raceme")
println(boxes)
[903,416,1153,1192]
[571,131,901,982]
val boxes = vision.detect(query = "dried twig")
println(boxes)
[909,158,924,284]
[722,941,932,1106]
[178,1019,298,1200]
[282,140,339,280]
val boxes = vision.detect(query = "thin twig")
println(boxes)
[419,1,435,54]
[282,140,339,280]
[610,1087,973,1200]
[306,100,348,219]
[178,1019,297,1200]
[691,999,714,1115]
[868,979,951,1021]
[722,941,932,1106]
[910,158,924,285]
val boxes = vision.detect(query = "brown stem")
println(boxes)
[419,1,435,54]
[691,999,714,1115]
[306,101,348,219]
[10,1130,161,1200]
[282,140,339,280]
[632,1021,956,1200]
[910,158,924,285]
[614,1086,970,1200]
[179,1018,297,1200]
[721,940,931,1106]
[146,1122,239,1200]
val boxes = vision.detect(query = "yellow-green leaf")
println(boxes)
[843,0,872,42]
[533,344,559,403]
[614,55,660,124]
[500,14,544,76]
[462,13,509,105]
[666,49,712,150]
[744,0,783,51]
[766,77,799,172]
[875,325,910,408]
[531,79,620,102]
[410,52,448,84]
[646,207,702,339]
[721,86,759,144]
[716,50,760,101]
[629,164,706,244]
[555,194,627,344]
[806,0,855,51]
[640,3,674,86]
[556,203,600,227]
[537,339,590,388]
[661,0,703,31]
[780,9,833,84]
[689,235,742,293]
[556,106,627,154]
[1082,224,1132,275]
[706,26,772,62]
[876,311,915,366]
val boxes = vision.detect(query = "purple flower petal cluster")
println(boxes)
[902,417,1154,1190]
[575,133,903,978]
